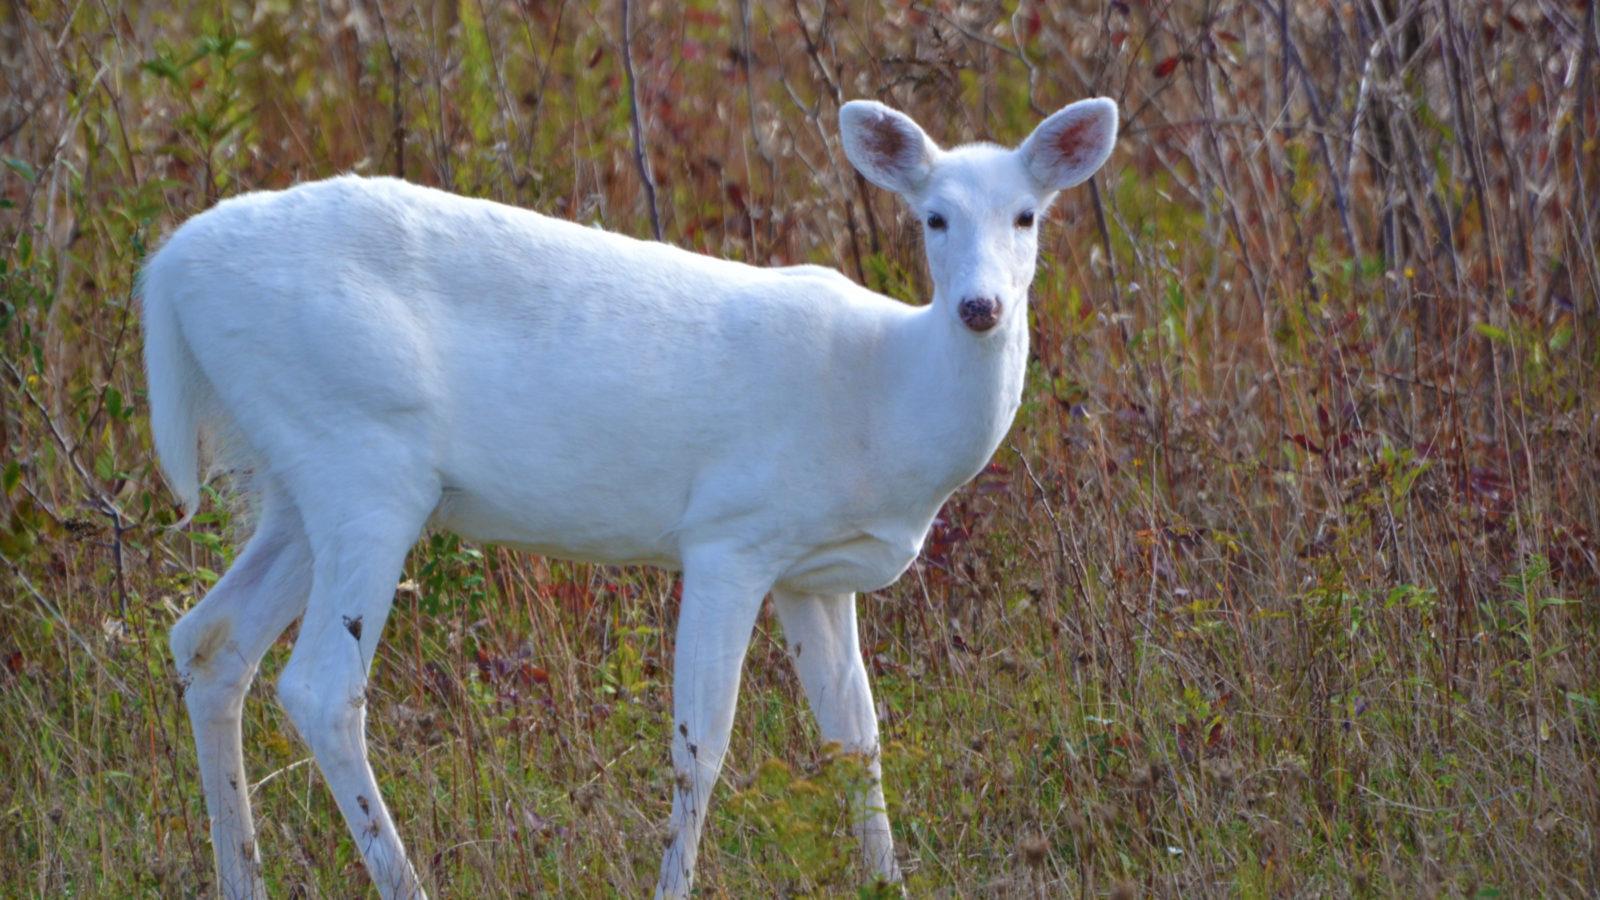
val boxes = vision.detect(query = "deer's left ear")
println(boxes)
[1019,98,1118,192]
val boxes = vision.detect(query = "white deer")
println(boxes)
[142,97,1116,898]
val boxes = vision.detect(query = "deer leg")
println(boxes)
[772,589,901,885]
[654,551,771,899]
[170,486,313,899]
[275,488,436,900]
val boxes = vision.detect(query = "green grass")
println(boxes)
[3,0,1599,896]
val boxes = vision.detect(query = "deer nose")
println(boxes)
[958,296,1002,332]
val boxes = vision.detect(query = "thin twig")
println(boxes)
[738,0,778,256]
[620,0,662,242]
[6,561,132,695]
[373,2,407,180]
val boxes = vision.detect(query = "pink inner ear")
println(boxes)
[862,115,910,169]
[1053,116,1104,168]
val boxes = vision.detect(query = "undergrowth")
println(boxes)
[2,0,1598,896]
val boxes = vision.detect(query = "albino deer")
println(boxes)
[143,97,1117,898]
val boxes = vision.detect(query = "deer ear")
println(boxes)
[840,101,939,195]
[1019,98,1118,192]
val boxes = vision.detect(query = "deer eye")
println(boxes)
[926,213,947,231]
[1015,210,1036,229]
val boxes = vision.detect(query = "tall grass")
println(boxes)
[2,0,1597,895]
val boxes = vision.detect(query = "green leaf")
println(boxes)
[94,450,115,481]
[140,54,184,81]
[186,531,223,552]
[3,157,37,183]
[1473,322,1509,343]
[1548,324,1573,352]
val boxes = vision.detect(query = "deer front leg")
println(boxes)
[772,589,901,886]
[654,552,770,899]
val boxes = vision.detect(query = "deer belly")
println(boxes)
[778,531,923,595]
[429,484,683,569]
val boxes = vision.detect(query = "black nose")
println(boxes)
[958,297,1002,332]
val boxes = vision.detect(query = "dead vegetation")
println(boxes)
[2,0,1597,895]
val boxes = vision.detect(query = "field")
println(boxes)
[3,0,1598,896]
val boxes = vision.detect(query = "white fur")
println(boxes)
[147,97,1117,899]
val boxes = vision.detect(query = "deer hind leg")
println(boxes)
[654,548,772,899]
[170,483,313,899]
[274,474,438,900]
[772,589,901,885]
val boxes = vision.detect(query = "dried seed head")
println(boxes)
[573,784,599,813]
[998,760,1016,782]
[1206,758,1237,788]
[1132,759,1159,790]
[1280,756,1306,786]
[1551,661,1577,694]
[1019,832,1049,868]
[1255,821,1284,856]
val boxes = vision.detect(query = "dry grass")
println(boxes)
[2,0,1598,896]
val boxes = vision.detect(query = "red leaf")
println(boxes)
[1154,56,1180,78]
[1023,9,1043,40]
[1288,433,1324,455]
[1206,718,1225,748]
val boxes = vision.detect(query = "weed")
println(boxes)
[2,0,1598,896]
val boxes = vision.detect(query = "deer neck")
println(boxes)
[887,300,1029,497]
